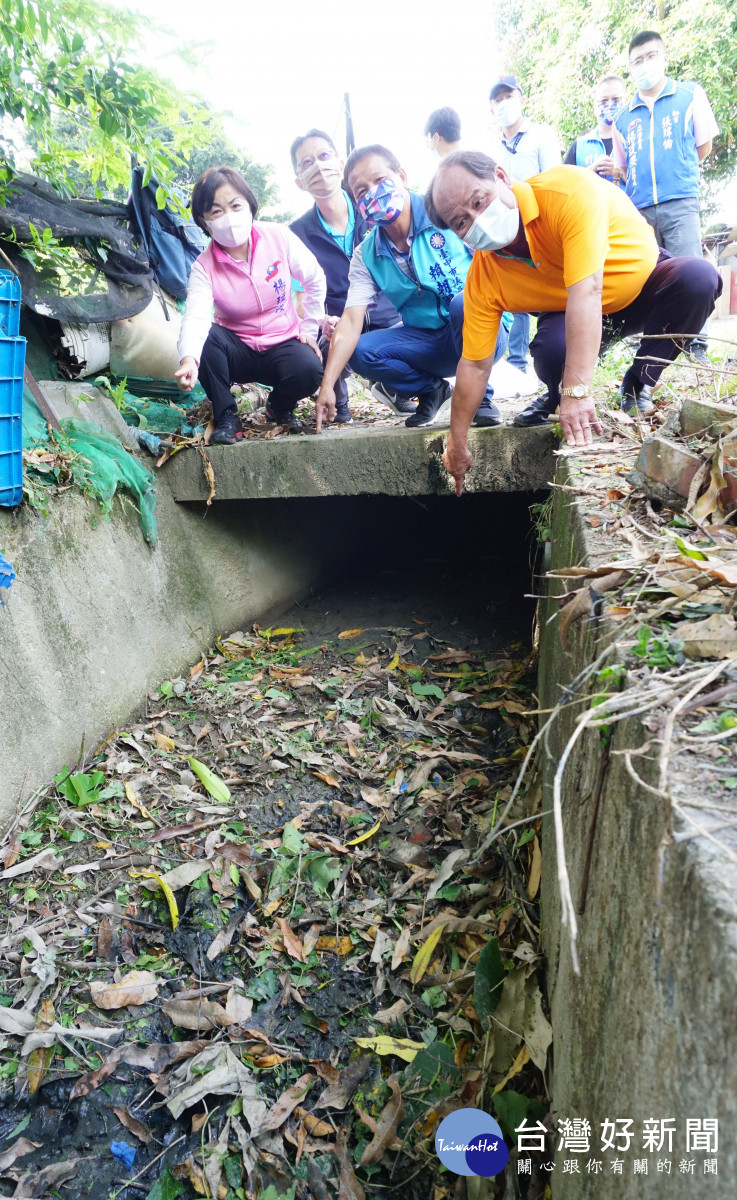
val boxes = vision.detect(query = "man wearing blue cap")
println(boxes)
[489,76,560,397]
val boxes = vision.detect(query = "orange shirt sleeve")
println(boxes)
[547,171,611,289]
[461,252,503,362]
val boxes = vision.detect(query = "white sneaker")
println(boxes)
[490,359,538,398]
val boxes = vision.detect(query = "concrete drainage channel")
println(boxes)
[0,392,735,1195]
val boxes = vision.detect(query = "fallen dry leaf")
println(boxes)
[316,1055,372,1110]
[276,917,306,963]
[161,999,233,1030]
[360,1074,405,1164]
[335,1128,366,1200]
[251,1072,316,1136]
[0,1137,41,1171]
[112,1107,152,1144]
[527,835,542,899]
[89,970,160,1009]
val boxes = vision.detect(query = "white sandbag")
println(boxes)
[110,290,182,380]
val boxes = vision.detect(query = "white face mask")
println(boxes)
[463,196,520,252]
[207,209,253,249]
[300,157,343,200]
[632,61,664,92]
[494,96,523,128]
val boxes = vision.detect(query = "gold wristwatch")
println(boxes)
[560,384,590,398]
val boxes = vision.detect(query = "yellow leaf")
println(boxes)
[354,652,370,667]
[27,998,55,1095]
[345,818,383,847]
[493,1044,531,1093]
[316,935,353,955]
[353,1035,425,1063]
[267,627,303,637]
[410,924,445,986]
[134,869,180,930]
[125,782,153,821]
[153,730,175,752]
[338,628,365,639]
[387,652,399,671]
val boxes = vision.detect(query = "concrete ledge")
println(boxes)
[539,461,737,1195]
[162,423,557,502]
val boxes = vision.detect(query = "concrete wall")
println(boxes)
[539,466,737,1195]
[0,389,363,830]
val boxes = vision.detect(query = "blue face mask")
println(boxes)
[596,101,621,126]
[357,178,405,226]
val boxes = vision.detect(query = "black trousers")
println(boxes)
[530,251,721,399]
[198,324,324,420]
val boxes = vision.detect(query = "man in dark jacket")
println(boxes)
[289,128,405,422]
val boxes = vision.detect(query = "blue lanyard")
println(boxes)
[503,130,526,155]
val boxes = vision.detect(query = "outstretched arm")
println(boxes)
[314,305,366,432]
[442,354,493,495]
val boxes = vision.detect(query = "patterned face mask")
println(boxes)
[596,101,622,126]
[357,178,405,226]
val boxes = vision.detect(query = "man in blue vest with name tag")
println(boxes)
[314,144,508,432]
[564,75,627,188]
[613,30,718,383]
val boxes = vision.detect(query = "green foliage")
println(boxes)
[474,936,506,1029]
[631,624,683,668]
[497,0,737,194]
[53,767,106,807]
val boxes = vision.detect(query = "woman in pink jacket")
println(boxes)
[176,166,326,441]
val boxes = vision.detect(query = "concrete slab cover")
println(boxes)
[162,423,557,502]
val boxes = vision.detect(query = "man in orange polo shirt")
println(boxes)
[425,152,720,491]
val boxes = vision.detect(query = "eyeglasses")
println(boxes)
[297,150,336,174]
[630,48,662,69]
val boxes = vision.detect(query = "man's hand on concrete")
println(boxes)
[315,383,336,434]
[300,331,323,362]
[443,433,473,496]
[175,357,198,391]
[320,315,340,343]
[559,395,602,447]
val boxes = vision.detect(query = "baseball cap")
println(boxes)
[490,75,523,101]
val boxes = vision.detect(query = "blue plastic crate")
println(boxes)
[0,272,21,337]
[0,336,26,507]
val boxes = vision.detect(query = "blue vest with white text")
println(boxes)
[360,193,471,330]
[614,79,701,209]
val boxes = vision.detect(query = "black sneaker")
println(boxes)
[210,410,243,444]
[370,381,417,415]
[333,404,353,425]
[473,397,502,427]
[512,394,557,427]
[265,404,302,432]
[405,380,452,428]
[689,341,710,366]
[619,372,653,415]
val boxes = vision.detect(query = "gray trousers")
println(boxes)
[639,196,707,343]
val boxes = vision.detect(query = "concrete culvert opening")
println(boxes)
[0,486,555,1199]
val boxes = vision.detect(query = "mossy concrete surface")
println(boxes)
[0,394,368,831]
[538,460,737,1195]
[163,422,556,502]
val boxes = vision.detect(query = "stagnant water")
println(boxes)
[0,493,545,1200]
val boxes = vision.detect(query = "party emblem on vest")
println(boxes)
[265,261,282,281]
[429,232,446,249]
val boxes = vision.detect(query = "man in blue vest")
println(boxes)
[314,144,508,432]
[613,30,719,378]
[564,75,627,188]
[289,129,402,423]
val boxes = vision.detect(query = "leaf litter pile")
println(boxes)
[0,587,551,1199]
